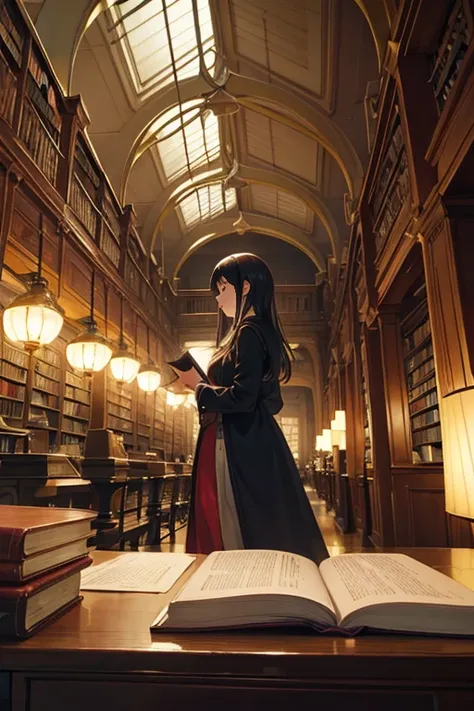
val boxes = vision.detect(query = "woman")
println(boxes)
[178,253,329,565]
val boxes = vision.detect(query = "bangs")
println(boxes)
[209,257,239,294]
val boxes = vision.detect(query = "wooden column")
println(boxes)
[363,324,395,546]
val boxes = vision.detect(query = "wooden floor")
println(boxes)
[156,488,366,556]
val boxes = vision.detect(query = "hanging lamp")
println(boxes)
[109,298,140,384]
[3,216,64,352]
[66,269,113,374]
[137,326,161,393]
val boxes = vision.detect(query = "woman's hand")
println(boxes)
[178,367,202,390]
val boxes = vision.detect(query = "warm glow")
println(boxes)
[3,279,64,351]
[110,354,140,384]
[4,304,63,348]
[174,393,186,406]
[318,429,332,452]
[66,331,113,373]
[440,390,474,519]
[166,390,177,407]
[178,185,236,229]
[186,392,197,408]
[316,435,324,450]
[188,346,215,375]
[332,410,346,431]
[137,368,161,392]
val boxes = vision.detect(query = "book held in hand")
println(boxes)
[151,549,474,637]
[167,351,209,384]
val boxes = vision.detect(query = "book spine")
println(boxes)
[0,530,25,561]
[0,594,27,637]
[0,560,22,583]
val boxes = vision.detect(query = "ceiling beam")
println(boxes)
[166,212,326,278]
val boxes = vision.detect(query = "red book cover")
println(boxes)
[0,505,96,560]
[0,533,94,583]
[0,555,92,638]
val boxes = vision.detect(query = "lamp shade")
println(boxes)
[321,429,332,452]
[316,434,324,451]
[441,390,474,519]
[3,279,64,351]
[332,410,346,431]
[66,325,113,373]
[136,364,161,393]
[109,341,140,384]
[166,390,177,407]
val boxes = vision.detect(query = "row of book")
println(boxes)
[407,357,435,387]
[2,341,28,368]
[108,402,132,420]
[409,389,438,415]
[409,374,437,404]
[65,370,89,391]
[65,385,90,404]
[0,2,22,65]
[0,505,96,639]
[63,400,90,419]
[108,414,133,432]
[0,398,23,418]
[19,97,60,185]
[1,359,27,383]
[411,407,439,431]
[404,318,430,353]
[62,418,88,435]
[412,424,442,447]
[0,378,24,399]
[406,340,433,375]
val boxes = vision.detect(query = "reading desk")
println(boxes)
[1,549,474,711]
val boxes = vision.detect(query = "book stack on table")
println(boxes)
[0,505,96,638]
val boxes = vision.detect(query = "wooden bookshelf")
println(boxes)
[361,372,372,466]
[0,337,28,434]
[0,0,22,125]
[151,387,165,452]
[164,400,173,461]
[101,184,121,269]
[70,133,101,238]
[135,384,151,453]
[61,367,91,456]
[18,46,63,186]
[106,375,134,452]
[401,281,442,463]
[430,0,472,113]
[29,345,61,452]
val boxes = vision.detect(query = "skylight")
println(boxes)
[178,185,237,229]
[151,99,221,182]
[113,0,216,99]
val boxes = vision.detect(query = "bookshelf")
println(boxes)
[360,340,372,467]
[152,387,165,452]
[29,345,61,452]
[401,281,442,463]
[0,0,22,125]
[430,0,472,113]
[101,185,121,269]
[0,338,28,450]
[106,375,134,452]
[19,47,62,186]
[136,384,151,453]
[164,401,173,461]
[61,367,91,456]
[71,133,101,238]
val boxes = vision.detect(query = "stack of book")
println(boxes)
[0,505,96,638]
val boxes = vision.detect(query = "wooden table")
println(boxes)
[1,548,474,711]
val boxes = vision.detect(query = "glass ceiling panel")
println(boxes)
[178,186,237,229]
[151,99,221,182]
[114,0,216,97]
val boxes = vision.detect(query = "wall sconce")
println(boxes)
[3,217,64,351]
[109,297,140,385]
[66,269,112,374]
[136,326,161,393]
[440,390,474,520]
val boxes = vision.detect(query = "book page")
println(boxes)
[319,553,474,625]
[173,549,335,614]
[80,553,195,593]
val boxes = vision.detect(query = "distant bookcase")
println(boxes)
[106,376,134,451]
[29,345,61,452]
[401,281,442,463]
[360,340,373,467]
[61,368,90,456]
[136,385,151,453]
[151,388,165,452]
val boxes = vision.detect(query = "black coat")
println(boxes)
[195,316,329,565]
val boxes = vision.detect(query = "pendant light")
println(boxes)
[109,297,140,384]
[66,269,113,374]
[137,326,161,392]
[3,216,64,352]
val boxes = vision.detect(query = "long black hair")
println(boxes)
[209,253,293,382]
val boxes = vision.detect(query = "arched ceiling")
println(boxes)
[25,0,380,285]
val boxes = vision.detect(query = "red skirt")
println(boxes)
[185,420,224,554]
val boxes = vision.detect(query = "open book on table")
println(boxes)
[151,549,474,636]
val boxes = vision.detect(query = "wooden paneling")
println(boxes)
[391,468,447,547]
